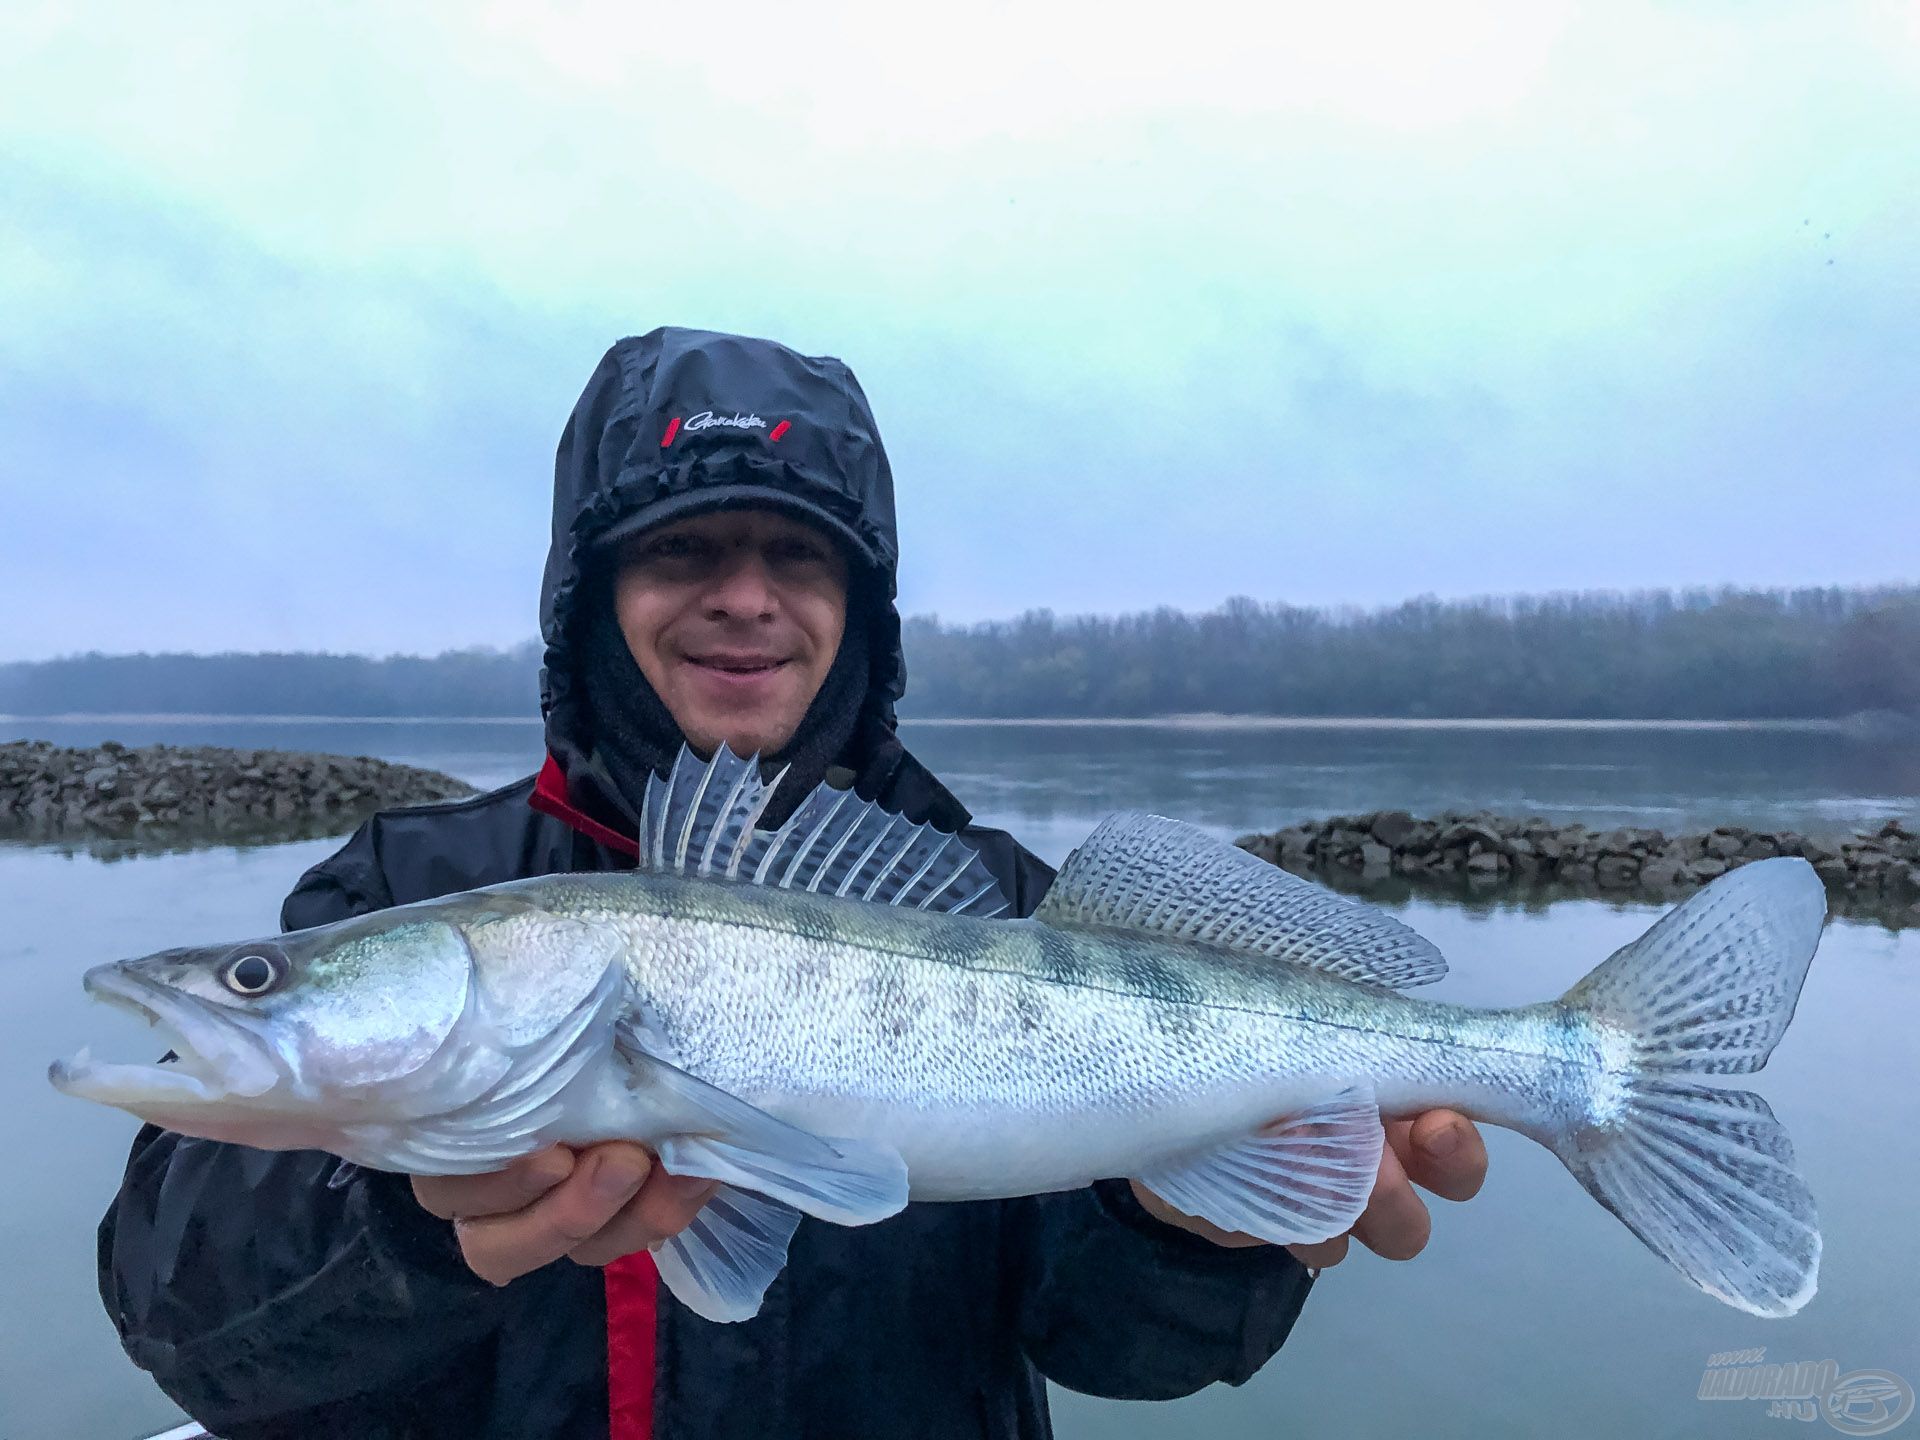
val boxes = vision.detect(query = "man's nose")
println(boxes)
[701,551,777,620]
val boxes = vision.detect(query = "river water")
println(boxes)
[3,718,1915,1440]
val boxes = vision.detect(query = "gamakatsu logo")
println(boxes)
[684,411,766,432]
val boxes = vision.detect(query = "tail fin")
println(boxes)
[1555,857,1828,1317]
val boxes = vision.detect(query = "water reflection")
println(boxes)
[0,810,372,860]
[1303,859,1919,932]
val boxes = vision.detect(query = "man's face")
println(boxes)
[611,507,851,757]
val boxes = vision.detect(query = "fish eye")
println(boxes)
[222,947,289,997]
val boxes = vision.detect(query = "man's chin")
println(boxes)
[677,712,801,762]
[663,676,803,754]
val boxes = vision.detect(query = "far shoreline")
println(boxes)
[0,711,1855,732]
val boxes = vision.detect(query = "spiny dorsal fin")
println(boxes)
[1033,812,1445,988]
[638,744,1008,918]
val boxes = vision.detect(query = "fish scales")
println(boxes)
[539,872,1589,1197]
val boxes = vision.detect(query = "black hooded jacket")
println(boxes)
[96,328,1314,1440]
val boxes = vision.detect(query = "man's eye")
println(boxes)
[647,535,709,560]
[768,540,826,564]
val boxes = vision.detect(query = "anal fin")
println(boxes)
[654,1184,803,1323]
[1135,1084,1383,1245]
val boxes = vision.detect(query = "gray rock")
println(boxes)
[1596,855,1640,888]
[0,740,474,843]
[1276,826,1316,860]
[1230,804,1912,928]
[1369,811,1418,848]
[1640,856,1687,889]
[1439,821,1508,854]
[1813,858,1851,887]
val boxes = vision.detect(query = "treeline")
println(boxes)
[3,587,1917,720]
[902,586,1920,720]
[0,641,547,718]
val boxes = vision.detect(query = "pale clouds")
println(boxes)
[1,1,1916,659]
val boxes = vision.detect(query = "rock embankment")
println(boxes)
[0,740,476,843]
[1237,810,1920,923]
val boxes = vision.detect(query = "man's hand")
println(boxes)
[411,1141,718,1286]
[1129,1110,1488,1264]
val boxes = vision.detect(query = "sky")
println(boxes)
[2,0,1917,661]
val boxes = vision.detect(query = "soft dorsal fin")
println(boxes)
[1033,812,1446,988]
[637,744,1009,918]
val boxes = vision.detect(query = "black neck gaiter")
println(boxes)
[576,572,876,830]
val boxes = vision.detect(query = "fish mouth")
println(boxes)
[49,964,282,1107]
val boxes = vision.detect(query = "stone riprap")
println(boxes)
[0,740,476,844]
[1237,810,1920,927]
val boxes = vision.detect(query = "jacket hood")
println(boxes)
[538,327,908,772]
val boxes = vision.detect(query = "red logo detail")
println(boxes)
[768,420,791,442]
[661,417,681,447]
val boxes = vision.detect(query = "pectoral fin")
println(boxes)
[616,1013,909,1227]
[1135,1084,1384,1245]
[654,1185,803,1323]
[655,1131,907,1227]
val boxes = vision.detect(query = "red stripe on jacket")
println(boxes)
[529,754,656,1440]
[531,755,641,858]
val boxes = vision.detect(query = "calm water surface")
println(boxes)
[2,719,1915,1440]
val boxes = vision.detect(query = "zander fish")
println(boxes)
[52,747,1828,1323]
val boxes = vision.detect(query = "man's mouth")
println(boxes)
[685,655,791,677]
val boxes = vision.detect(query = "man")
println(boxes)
[99,327,1486,1439]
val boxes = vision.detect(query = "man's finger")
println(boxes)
[567,1169,720,1268]
[1126,1179,1265,1248]
[1285,1233,1351,1269]
[1396,1110,1489,1203]
[412,1145,577,1221]
[1351,1137,1432,1261]
[455,1144,654,1285]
